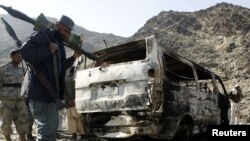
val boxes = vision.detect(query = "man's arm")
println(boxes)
[65,56,76,70]
[0,67,4,88]
[239,89,244,99]
[20,31,52,64]
[65,51,81,69]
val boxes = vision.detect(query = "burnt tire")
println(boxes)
[172,124,190,141]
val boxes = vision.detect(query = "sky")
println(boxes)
[0,0,249,37]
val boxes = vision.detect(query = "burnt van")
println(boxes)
[74,36,230,140]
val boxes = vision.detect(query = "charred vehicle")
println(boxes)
[74,36,230,140]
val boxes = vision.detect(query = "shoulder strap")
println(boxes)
[30,65,64,109]
[41,30,60,93]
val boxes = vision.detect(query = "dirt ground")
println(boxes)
[0,110,74,141]
[0,110,248,141]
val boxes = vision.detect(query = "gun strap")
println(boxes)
[42,30,60,93]
[30,65,64,108]
[53,54,59,91]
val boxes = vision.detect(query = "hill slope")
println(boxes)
[130,2,250,122]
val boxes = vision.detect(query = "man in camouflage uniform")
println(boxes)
[0,49,29,141]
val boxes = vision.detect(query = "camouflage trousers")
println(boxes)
[0,99,29,136]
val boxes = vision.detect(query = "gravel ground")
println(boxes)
[0,111,248,141]
[0,110,73,141]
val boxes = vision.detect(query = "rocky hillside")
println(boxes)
[130,2,250,122]
[0,14,126,63]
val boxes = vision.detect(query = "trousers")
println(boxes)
[0,99,29,136]
[230,101,240,125]
[29,100,58,141]
[66,106,84,134]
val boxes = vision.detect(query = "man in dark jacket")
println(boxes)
[20,15,81,141]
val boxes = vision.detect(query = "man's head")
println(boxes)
[9,49,22,66]
[59,15,74,30]
[235,84,240,90]
[55,15,74,41]
[233,84,242,93]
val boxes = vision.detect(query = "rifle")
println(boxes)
[1,17,22,47]
[0,5,100,61]
[31,65,65,109]
[1,17,26,74]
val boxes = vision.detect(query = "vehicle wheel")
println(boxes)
[172,124,190,141]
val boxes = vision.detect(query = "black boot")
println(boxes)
[27,134,35,140]
[70,133,77,139]
[19,133,27,141]
[80,134,94,140]
[80,134,85,139]
[4,135,11,141]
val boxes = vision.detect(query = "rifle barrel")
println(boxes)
[0,5,35,25]
[0,5,100,61]
[1,17,22,47]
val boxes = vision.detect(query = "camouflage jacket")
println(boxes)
[0,62,24,100]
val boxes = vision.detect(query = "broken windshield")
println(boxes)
[94,39,147,65]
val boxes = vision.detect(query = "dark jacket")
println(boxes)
[20,29,75,102]
[229,88,243,103]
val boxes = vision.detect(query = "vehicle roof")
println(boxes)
[94,36,222,81]
[94,39,145,56]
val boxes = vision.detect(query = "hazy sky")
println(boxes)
[0,0,249,37]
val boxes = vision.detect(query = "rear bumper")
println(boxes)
[76,94,150,113]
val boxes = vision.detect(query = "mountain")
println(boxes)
[0,14,126,63]
[130,2,250,122]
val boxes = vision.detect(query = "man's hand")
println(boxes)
[49,43,58,54]
[72,51,81,59]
